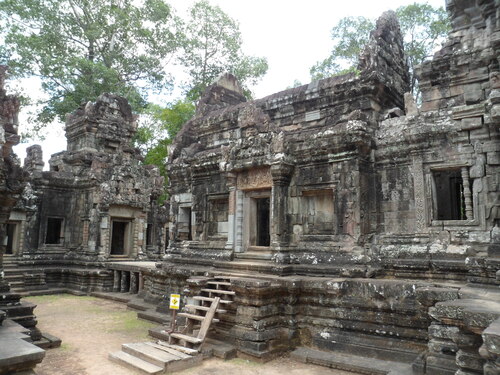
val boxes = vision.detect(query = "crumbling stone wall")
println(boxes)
[166,2,499,287]
[15,93,165,265]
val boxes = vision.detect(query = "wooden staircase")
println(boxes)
[109,277,235,374]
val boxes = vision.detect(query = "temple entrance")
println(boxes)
[6,223,17,254]
[243,190,271,250]
[110,220,131,256]
[255,197,270,246]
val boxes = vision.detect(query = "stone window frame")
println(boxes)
[178,204,193,241]
[205,193,230,241]
[427,164,479,227]
[300,188,336,236]
[44,216,65,246]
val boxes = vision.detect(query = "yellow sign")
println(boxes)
[169,294,180,310]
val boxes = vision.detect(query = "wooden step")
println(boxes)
[193,296,232,304]
[122,342,180,368]
[207,281,231,286]
[147,342,192,358]
[177,312,219,323]
[185,304,227,314]
[201,288,235,296]
[155,341,199,355]
[169,333,203,344]
[109,351,163,374]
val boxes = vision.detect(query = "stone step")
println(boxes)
[0,337,45,373]
[234,251,274,261]
[193,296,232,304]
[177,312,219,323]
[207,280,231,287]
[313,329,424,363]
[137,310,169,324]
[109,350,163,374]
[185,304,227,314]
[90,291,133,304]
[0,310,5,326]
[127,300,152,311]
[148,326,171,341]
[201,288,235,296]
[291,347,413,375]
[203,338,237,360]
[1,302,36,318]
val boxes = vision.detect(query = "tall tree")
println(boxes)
[310,2,449,96]
[0,0,180,127]
[178,0,268,100]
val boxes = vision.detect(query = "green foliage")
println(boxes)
[178,0,268,100]
[0,0,180,126]
[310,2,450,96]
[134,99,195,202]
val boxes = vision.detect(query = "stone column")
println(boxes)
[225,173,237,250]
[113,270,121,292]
[138,272,144,292]
[234,190,244,253]
[130,272,138,294]
[461,167,473,220]
[270,163,294,251]
[120,271,130,293]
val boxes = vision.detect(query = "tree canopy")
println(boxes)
[0,0,181,127]
[0,0,268,135]
[178,0,268,100]
[310,2,450,96]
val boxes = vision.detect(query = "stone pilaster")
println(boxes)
[270,162,294,252]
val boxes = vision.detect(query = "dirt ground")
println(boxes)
[28,294,357,375]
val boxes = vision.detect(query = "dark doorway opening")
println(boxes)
[111,221,128,255]
[256,197,270,246]
[146,224,153,246]
[434,170,468,220]
[45,218,63,244]
[6,223,16,254]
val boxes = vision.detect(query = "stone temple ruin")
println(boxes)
[1,0,500,374]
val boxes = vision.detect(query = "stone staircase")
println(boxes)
[2,257,48,293]
[109,278,235,373]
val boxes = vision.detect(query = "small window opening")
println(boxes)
[111,221,129,255]
[146,224,153,246]
[6,223,16,254]
[255,197,270,246]
[45,218,63,244]
[179,207,192,241]
[433,170,471,220]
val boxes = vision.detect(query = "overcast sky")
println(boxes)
[13,0,446,165]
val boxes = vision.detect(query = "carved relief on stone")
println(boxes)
[237,167,272,190]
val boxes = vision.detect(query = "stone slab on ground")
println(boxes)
[291,347,413,375]
[90,291,133,304]
[203,338,237,360]
[138,310,169,324]
[0,337,45,375]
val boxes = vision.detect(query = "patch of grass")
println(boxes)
[105,310,155,337]
[59,343,72,351]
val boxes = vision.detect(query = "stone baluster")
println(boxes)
[113,270,121,292]
[461,167,473,220]
[130,272,138,294]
